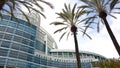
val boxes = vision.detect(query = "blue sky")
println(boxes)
[41,0,120,58]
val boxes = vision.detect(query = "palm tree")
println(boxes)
[79,0,120,56]
[50,3,91,68]
[0,0,53,21]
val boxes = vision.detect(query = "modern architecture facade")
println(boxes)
[0,14,106,68]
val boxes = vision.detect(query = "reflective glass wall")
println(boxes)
[0,15,92,68]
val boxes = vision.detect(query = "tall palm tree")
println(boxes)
[79,0,120,56]
[50,3,91,68]
[0,0,53,22]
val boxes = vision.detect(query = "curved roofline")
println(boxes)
[39,26,58,48]
[50,49,107,58]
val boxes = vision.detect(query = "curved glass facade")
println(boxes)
[50,50,106,63]
[0,15,95,68]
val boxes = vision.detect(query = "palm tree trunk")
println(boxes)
[73,32,81,68]
[102,17,120,56]
[0,0,6,10]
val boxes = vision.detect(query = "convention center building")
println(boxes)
[0,13,106,68]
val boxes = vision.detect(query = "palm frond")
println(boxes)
[71,3,77,22]
[109,14,117,19]
[78,5,90,9]
[10,0,16,9]
[101,0,105,6]
[66,32,70,40]
[17,1,31,13]
[113,7,120,9]
[64,3,69,12]
[103,0,111,7]
[37,0,54,9]
[83,22,93,34]
[79,26,93,38]
[50,22,66,26]
[27,6,46,18]
[2,8,11,14]
[17,7,30,23]
[110,0,118,10]
[97,20,100,32]
[17,1,33,7]
[81,0,89,4]
[81,30,92,39]
[94,0,101,9]
[6,3,14,19]
[54,27,68,34]
[56,13,69,23]
[59,31,67,41]
[0,0,53,20]
[112,12,120,14]
[32,0,44,11]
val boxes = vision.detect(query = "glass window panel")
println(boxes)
[8,22,16,27]
[69,52,73,57]
[6,66,16,68]
[18,52,27,60]
[28,47,34,54]
[0,20,9,25]
[11,43,20,50]
[1,41,11,48]
[4,34,13,40]
[41,58,47,65]
[17,61,27,68]
[0,58,6,66]
[6,27,15,33]
[9,50,18,58]
[35,40,39,49]
[0,33,4,38]
[53,52,57,55]
[58,52,62,55]
[0,48,8,56]
[20,45,28,53]
[13,36,22,43]
[17,24,24,30]
[11,17,18,22]
[21,38,29,45]
[18,19,25,25]
[31,30,36,35]
[27,63,32,68]
[23,32,30,39]
[29,41,34,47]
[34,56,40,64]
[36,43,45,52]
[58,52,62,57]
[15,29,23,36]
[30,35,35,40]
[27,54,33,62]
[31,25,36,30]
[0,40,2,45]
[0,26,7,31]
[3,15,10,20]
[64,52,68,57]
[43,45,45,52]
[24,27,30,33]
[24,21,31,27]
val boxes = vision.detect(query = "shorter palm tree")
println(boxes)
[50,3,91,68]
[0,0,53,22]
